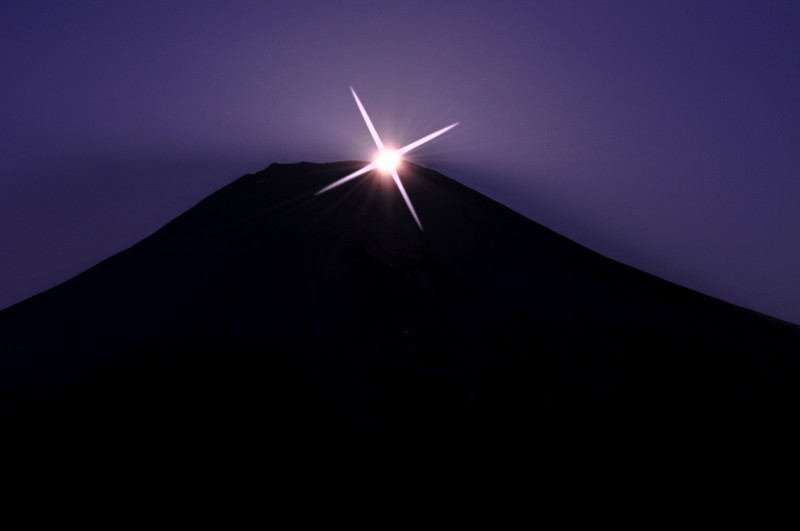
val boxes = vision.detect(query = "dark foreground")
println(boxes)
[3,162,800,474]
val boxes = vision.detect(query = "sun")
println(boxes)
[375,149,401,173]
[315,87,459,231]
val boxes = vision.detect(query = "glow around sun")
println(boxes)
[315,87,458,231]
[375,149,400,172]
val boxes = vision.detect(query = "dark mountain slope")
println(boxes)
[2,161,799,468]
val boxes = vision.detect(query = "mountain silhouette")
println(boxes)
[3,161,800,471]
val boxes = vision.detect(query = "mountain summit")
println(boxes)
[3,161,799,468]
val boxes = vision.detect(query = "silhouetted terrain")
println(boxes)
[3,161,799,471]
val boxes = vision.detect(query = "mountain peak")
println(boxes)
[2,161,799,469]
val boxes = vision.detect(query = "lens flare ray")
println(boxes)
[389,166,424,231]
[315,161,377,196]
[397,122,460,156]
[350,87,385,152]
[316,87,458,231]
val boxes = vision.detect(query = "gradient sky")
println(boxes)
[2,1,799,324]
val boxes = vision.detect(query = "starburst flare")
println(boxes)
[315,87,459,231]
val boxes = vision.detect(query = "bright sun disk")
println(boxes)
[375,149,400,173]
[315,87,459,231]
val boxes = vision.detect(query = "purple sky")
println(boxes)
[2,1,799,324]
